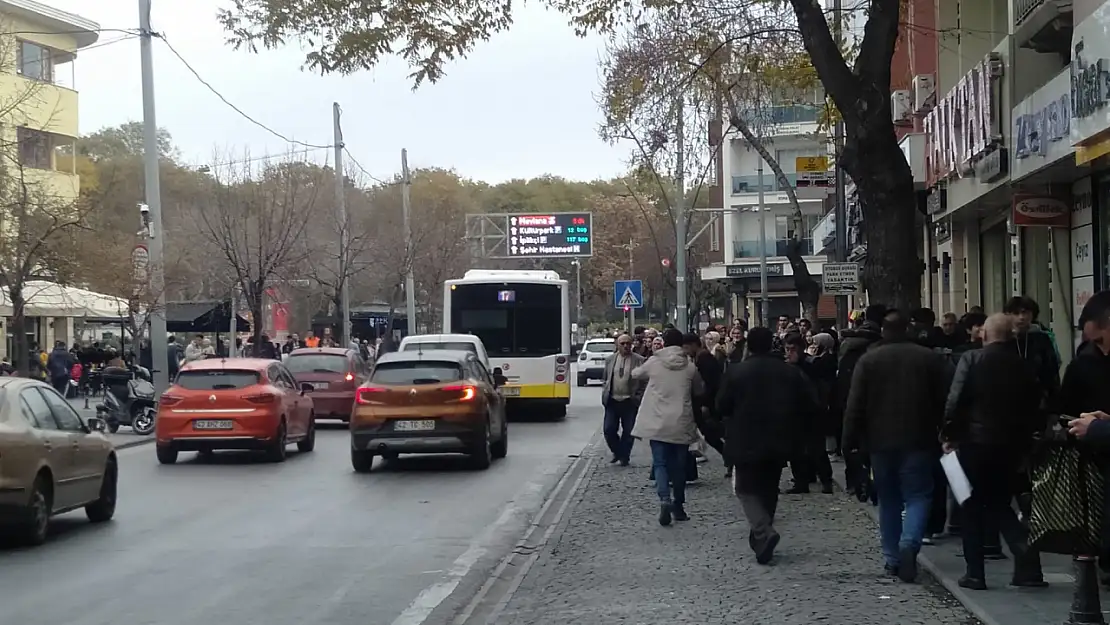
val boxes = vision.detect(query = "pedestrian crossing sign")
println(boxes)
[613,280,643,309]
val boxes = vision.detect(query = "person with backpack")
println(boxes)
[46,341,75,395]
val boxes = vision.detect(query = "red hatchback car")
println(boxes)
[154,358,317,464]
[285,347,368,422]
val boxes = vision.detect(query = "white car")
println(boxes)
[576,338,616,386]
[398,334,490,371]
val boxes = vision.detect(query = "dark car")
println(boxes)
[350,350,507,473]
[285,347,368,422]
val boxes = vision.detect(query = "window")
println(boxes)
[175,370,260,390]
[285,354,349,374]
[450,283,562,355]
[371,361,463,385]
[584,341,616,353]
[17,41,52,82]
[38,388,85,432]
[18,128,52,169]
[402,341,478,355]
[21,389,56,430]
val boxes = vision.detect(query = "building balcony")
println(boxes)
[732,173,798,194]
[0,73,79,139]
[733,238,814,259]
[1012,0,1072,54]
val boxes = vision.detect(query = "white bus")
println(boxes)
[443,269,571,418]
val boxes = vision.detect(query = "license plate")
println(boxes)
[501,387,521,397]
[193,419,233,430]
[312,382,329,390]
[394,420,435,431]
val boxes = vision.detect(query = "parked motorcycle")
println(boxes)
[95,365,157,435]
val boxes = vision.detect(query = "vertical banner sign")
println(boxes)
[131,244,149,297]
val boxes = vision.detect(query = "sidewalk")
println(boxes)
[67,396,154,450]
[828,461,1103,625]
[487,442,978,625]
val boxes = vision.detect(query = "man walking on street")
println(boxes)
[47,341,74,396]
[844,309,949,582]
[601,333,645,466]
[718,327,816,564]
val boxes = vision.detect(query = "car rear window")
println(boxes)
[402,342,477,354]
[585,342,616,353]
[175,370,260,391]
[371,361,463,385]
[286,354,349,374]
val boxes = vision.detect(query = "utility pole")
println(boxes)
[757,160,769,327]
[674,98,688,332]
[572,259,583,339]
[833,0,849,329]
[333,103,351,344]
[139,0,168,392]
[401,149,417,333]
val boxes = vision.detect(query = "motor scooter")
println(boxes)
[95,365,157,435]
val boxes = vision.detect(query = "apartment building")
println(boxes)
[698,101,833,324]
[0,0,98,202]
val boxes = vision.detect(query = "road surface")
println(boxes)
[1,380,604,625]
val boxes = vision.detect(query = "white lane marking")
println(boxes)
[390,458,585,625]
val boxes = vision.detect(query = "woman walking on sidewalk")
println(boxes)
[630,328,704,526]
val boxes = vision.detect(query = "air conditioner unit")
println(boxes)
[891,90,912,125]
[912,74,935,113]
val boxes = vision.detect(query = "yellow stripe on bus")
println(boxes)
[502,383,571,399]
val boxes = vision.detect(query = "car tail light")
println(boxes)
[556,355,567,365]
[442,384,477,401]
[356,386,387,405]
[244,393,277,404]
[344,372,354,382]
[159,395,182,406]
[556,374,566,382]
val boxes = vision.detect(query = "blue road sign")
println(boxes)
[613,280,644,309]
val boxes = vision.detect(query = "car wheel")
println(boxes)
[576,375,586,387]
[297,416,316,453]
[351,448,375,473]
[266,420,288,463]
[17,475,51,546]
[86,458,117,523]
[156,446,178,465]
[490,417,508,460]
[469,420,492,470]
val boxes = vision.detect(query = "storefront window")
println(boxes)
[980,222,1011,314]
[1022,227,1051,318]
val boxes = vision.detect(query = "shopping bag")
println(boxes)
[941,451,972,505]
[1028,444,1104,555]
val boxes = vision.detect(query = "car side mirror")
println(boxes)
[87,417,106,432]
[300,382,314,394]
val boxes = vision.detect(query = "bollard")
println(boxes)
[1066,555,1106,625]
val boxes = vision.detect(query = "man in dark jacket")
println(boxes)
[784,332,833,494]
[683,333,727,472]
[941,313,1046,590]
[1061,291,1110,581]
[717,327,818,565]
[834,303,885,491]
[1004,296,1060,404]
[843,309,950,583]
[46,341,74,395]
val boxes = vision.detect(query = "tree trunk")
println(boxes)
[10,283,29,377]
[785,240,821,324]
[248,281,266,353]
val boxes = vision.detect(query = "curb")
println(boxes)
[115,438,155,450]
[829,467,1002,625]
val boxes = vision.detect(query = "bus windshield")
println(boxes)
[449,283,561,356]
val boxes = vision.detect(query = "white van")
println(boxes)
[398,334,491,371]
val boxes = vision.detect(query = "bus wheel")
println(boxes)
[550,404,567,421]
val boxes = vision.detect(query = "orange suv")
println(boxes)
[155,358,317,464]
[350,350,507,473]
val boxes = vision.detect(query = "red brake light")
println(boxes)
[244,393,277,404]
[442,384,477,401]
[357,386,387,405]
[159,395,181,406]
[345,372,354,382]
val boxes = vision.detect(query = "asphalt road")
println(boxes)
[0,378,605,625]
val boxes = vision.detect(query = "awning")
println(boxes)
[165,300,251,334]
[0,281,128,318]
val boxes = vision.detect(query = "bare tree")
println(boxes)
[190,155,323,350]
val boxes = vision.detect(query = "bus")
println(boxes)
[443,270,571,418]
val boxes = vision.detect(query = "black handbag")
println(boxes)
[1029,440,1104,555]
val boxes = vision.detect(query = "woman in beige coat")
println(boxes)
[630,328,704,526]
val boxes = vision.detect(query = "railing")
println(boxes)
[731,173,798,194]
[1013,0,1046,27]
[733,238,814,258]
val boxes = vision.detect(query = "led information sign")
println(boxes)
[506,212,593,258]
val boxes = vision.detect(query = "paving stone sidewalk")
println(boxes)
[491,443,980,625]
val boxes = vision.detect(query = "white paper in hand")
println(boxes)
[941,451,972,505]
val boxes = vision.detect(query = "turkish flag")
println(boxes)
[271,302,289,333]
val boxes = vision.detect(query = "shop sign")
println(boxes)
[924,53,1004,183]
[1012,195,1070,227]
[1072,177,1094,227]
[1071,7,1110,145]
[1012,68,1072,180]
[726,263,784,278]
[1074,275,1096,328]
[926,188,947,215]
[933,216,952,244]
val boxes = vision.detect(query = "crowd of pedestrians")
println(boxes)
[594,291,1110,587]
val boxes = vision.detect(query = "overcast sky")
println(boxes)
[48,0,630,183]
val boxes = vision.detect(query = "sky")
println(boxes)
[48,0,631,183]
